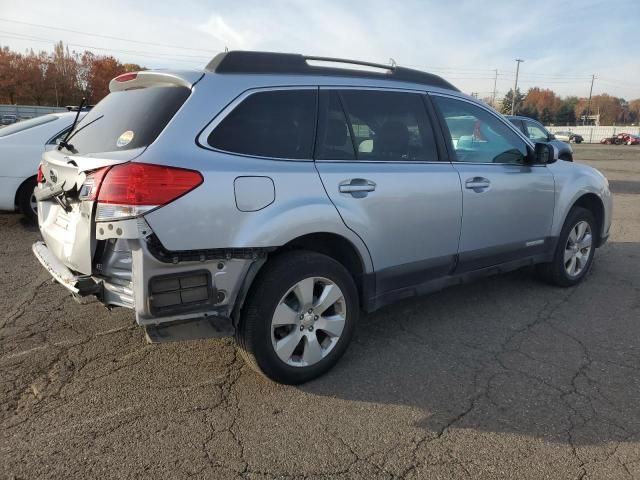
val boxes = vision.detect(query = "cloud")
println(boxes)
[198,14,249,50]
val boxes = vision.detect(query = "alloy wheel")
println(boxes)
[564,220,592,277]
[271,277,346,367]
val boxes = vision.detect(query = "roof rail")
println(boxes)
[205,51,459,92]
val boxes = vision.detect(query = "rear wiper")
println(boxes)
[58,97,85,152]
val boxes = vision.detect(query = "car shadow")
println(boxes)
[301,241,640,446]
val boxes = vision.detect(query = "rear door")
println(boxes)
[431,94,555,271]
[314,89,462,296]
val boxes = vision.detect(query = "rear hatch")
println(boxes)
[37,71,201,274]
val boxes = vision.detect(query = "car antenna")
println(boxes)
[58,97,86,151]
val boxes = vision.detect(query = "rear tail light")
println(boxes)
[82,162,203,221]
[37,164,44,183]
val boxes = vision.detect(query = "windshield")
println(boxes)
[0,115,59,137]
[65,85,190,154]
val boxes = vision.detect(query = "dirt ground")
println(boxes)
[1,144,639,479]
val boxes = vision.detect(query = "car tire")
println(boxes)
[17,176,38,223]
[536,207,597,287]
[236,250,359,384]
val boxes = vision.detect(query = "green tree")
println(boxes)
[500,88,525,115]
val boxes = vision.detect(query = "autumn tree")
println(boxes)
[0,42,143,107]
[575,94,622,125]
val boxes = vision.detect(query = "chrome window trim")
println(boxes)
[196,86,319,162]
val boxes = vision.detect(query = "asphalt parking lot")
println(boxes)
[1,144,639,479]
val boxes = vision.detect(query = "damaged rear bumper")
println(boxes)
[32,217,265,338]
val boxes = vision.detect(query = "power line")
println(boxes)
[0,17,217,54]
[0,32,207,66]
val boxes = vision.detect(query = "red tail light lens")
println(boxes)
[37,164,44,183]
[97,163,203,206]
[80,166,111,200]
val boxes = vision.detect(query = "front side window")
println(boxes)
[337,90,438,161]
[208,90,317,159]
[525,121,549,142]
[434,96,527,164]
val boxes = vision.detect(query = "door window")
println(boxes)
[524,121,550,142]
[434,96,527,164]
[334,90,438,161]
[208,89,317,159]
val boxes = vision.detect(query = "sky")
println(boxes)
[0,0,638,100]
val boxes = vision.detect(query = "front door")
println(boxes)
[431,94,555,272]
[314,89,462,296]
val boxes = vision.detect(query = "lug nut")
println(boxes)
[308,326,314,332]
[300,325,304,331]
[314,315,318,320]
[308,308,313,313]
[299,314,304,320]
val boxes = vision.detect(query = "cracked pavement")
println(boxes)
[1,144,639,479]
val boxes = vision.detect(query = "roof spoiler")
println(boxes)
[109,71,205,93]
[205,51,459,92]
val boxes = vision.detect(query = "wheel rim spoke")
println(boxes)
[272,302,299,327]
[314,284,343,316]
[293,277,315,307]
[566,256,577,275]
[578,234,592,250]
[315,314,345,337]
[275,330,303,363]
[302,335,323,365]
[576,221,587,241]
[564,248,574,263]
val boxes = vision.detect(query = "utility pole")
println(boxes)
[491,69,498,108]
[511,59,524,115]
[585,74,595,125]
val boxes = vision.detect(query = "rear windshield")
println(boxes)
[65,86,190,154]
[0,115,58,137]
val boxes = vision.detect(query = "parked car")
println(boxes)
[1,114,18,125]
[505,115,574,161]
[32,51,612,384]
[624,134,640,145]
[600,133,639,145]
[554,131,584,144]
[0,112,85,221]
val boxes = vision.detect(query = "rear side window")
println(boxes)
[0,115,58,137]
[338,90,438,161]
[66,86,190,154]
[208,90,317,159]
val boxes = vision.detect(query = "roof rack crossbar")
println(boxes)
[205,51,459,92]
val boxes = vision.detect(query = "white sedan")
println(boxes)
[0,112,84,221]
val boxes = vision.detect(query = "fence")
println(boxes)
[0,104,67,120]
[545,125,640,143]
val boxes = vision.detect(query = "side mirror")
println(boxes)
[530,142,557,164]
[548,134,556,141]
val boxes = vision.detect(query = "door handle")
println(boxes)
[465,177,491,190]
[339,179,376,197]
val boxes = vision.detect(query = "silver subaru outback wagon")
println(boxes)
[33,51,612,384]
